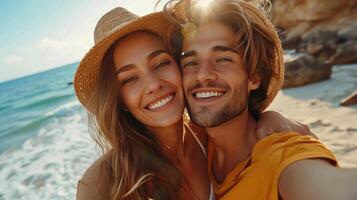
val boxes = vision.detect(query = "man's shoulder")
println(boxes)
[253,131,322,153]
[251,131,336,166]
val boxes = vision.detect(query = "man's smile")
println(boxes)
[190,88,227,104]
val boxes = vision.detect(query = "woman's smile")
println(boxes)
[114,31,185,128]
[146,92,175,111]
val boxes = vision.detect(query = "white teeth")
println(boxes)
[148,95,174,110]
[195,91,224,99]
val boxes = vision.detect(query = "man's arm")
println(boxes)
[279,159,357,200]
[257,111,317,139]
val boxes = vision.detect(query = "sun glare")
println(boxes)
[196,0,214,10]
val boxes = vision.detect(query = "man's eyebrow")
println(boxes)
[212,45,238,54]
[181,50,197,60]
[180,46,237,60]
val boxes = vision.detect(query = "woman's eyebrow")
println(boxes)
[116,49,169,75]
[147,49,169,61]
[116,64,135,75]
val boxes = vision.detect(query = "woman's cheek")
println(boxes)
[119,83,142,112]
[158,66,182,87]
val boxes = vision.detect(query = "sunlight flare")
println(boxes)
[195,0,214,10]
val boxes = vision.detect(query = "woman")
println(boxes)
[75,7,312,200]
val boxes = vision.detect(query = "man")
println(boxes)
[165,0,357,199]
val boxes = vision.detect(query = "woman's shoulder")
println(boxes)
[77,152,112,200]
[82,153,111,182]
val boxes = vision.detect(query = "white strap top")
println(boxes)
[185,125,216,200]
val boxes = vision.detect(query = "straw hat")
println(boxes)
[74,7,171,112]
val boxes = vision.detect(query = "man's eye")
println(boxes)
[154,60,171,70]
[216,57,232,63]
[182,61,197,68]
[121,76,138,85]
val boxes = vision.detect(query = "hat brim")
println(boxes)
[74,12,171,112]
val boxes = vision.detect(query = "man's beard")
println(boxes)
[187,86,248,127]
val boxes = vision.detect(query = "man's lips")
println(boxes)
[190,88,227,101]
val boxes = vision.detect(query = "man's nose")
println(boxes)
[196,61,217,84]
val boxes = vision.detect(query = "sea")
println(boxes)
[0,63,100,200]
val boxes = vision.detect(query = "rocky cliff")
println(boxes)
[269,0,357,88]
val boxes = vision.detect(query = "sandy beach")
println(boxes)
[269,63,357,167]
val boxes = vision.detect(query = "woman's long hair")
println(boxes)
[87,32,183,200]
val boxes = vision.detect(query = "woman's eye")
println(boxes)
[121,76,138,85]
[216,57,232,63]
[155,60,171,70]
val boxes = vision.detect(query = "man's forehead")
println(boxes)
[182,21,235,51]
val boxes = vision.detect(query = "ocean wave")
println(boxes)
[0,101,84,147]
[14,93,74,112]
[1,89,48,107]
[0,101,100,200]
[0,105,7,112]
[44,101,83,118]
[0,116,49,145]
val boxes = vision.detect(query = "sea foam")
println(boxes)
[0,101,101,200]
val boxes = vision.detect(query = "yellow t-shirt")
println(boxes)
[207,132,337,200]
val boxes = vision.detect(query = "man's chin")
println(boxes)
[190,106,247,127]
[193,119,228,128]
[190,113,224,127]
[192,119,215,127]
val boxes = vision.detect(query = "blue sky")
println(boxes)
[0,0,160,82]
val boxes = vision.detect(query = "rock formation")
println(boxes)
[283,54,332,88]
[269,0,357,88]
[270,0,357,64]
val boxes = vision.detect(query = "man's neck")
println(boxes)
[206,108,258,183]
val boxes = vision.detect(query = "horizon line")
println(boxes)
[0,61,80,85]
